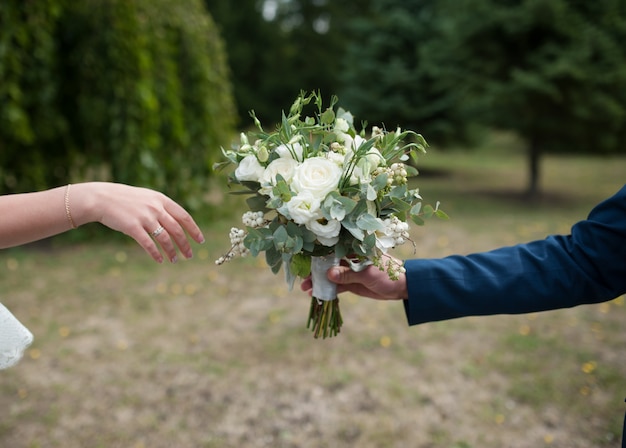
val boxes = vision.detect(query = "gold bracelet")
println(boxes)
[64,184,77,229]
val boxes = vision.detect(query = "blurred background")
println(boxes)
[1,1,625,447]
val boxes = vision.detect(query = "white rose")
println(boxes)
[285,190,322,225]
[292,156,343,201]
[259,157,299,196]
[306,218,341,247]
[234,155,265,182]
[275,143,304,161]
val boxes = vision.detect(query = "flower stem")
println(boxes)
[307,297,342,339]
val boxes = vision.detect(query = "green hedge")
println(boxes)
[0,0,236,208]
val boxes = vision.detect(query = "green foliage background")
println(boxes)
[0,0,236,208]
[3,0,626,203]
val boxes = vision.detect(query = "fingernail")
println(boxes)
[171,256,178,264]
[186,250,193,259]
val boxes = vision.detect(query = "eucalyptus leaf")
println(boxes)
[334,242,348,259]
[356,213,383,231]
[342,219,364,241]
[266,247,282,273]
[366,184,377,201]
[411,215,425,226]
[272,225,289,251]
[391,196,412,212]
[246,194,268,212]
[362,232,377,252]
[266,195,283,209]
[435,209,450,220]
[389,184,407,198]
[423,204,435,219]
[371,173,389,191]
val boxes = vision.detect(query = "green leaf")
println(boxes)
[389,184,408,198]
[285,220,302,237]
[246,194,268,212]
[289,235,304,254]
[272,225,289,251]
[334,242,348,259]
[323,193,357,221]
[266,195,283,209]
[361,232,377,252]
[290,253,311,278]
[323,132,338,144]
[212,160,232,172]
[350,238,368,256]
[342,219,364,240]
[245,227,273,256]
[320,107,335,124]
[301,227,318,243]
[404,165,418,177]
[422,204,435,219]
[356,213,383,231]
[265,247,282,274]
[272,176,292,202]
[239,181,261,192]
[391,196,412,213]
[411,215,425,226]
[371,173,389,191]
[435,209,450,220]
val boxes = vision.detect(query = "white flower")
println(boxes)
[349,147,385,184]
[340,134,367,153]
[361,147,383,172]
[325,151,345,167]
[259,157,299,196]
[275,143,304,161]
[235,155,264,182]
[334,117,350,133]
[292,156,343,201]
[375,216,410,252]
[347,165,370,185]
[306,218,341,247]
[375,232,396,253]
[284,190,322,225]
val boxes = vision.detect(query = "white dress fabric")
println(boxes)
[0,303,33,369]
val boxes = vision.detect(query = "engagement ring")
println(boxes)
[150,225,165,238]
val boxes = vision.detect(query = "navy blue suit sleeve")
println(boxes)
[403,185,626,325]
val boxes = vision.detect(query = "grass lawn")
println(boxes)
[1,142,625,448]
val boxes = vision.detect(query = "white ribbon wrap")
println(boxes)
[0,303,33,370]
[310,254,340,301]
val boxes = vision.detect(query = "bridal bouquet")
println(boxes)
[215,91,446,338]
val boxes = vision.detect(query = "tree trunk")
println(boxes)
[527,137,541,199]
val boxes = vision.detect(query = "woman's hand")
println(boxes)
[72,182,205,263]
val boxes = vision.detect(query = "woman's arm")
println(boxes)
[0,182,205,263]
